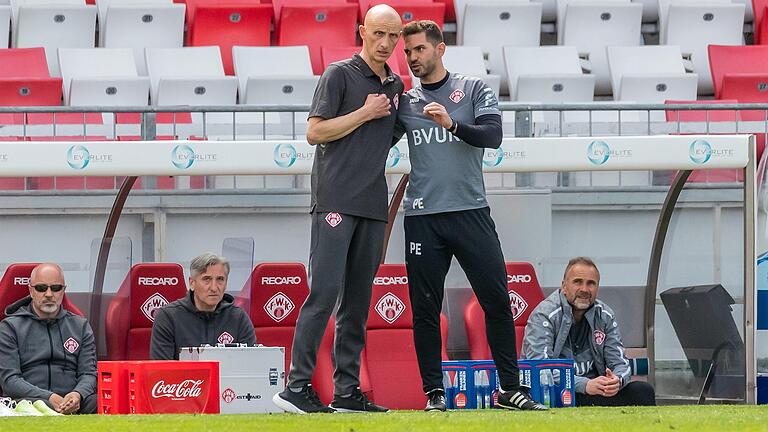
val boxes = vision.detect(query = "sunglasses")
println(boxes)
[30,284,66,293]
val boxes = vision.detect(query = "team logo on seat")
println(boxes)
[141,293,169,323]
[449,89,465,104]
[264,292,295,323]
[325,212,342,227]
[222,388,236,404]
[508,290,528,321]
[63,337,79,354]
[375,292,406,324]
[218,332,234,344]
[593,330,606,346]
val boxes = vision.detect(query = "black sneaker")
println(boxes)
[273,384,336,414]
[496,387,548,411]
[329,388,389,413]
[424,389,447,412]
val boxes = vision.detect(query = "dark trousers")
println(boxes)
[576,381,656,406]
[404,207,520,393]
[287,212,385,395]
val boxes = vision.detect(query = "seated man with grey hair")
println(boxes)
[150,252,256,360]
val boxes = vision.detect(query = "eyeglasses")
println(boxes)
[30,284,66,293]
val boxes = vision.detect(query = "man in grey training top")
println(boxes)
[395,20,546,411]
[273,4,404,414]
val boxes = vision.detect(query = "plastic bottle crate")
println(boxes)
[441,359,576,409]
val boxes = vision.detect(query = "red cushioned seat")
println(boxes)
[363,264,448,409]
[464,262,544,360]
[708,45,768,99]
[0,263,84,321]
[187,3,273,75]
[233,262,342,404]
[104,263,187,360]
[275,4,358,75]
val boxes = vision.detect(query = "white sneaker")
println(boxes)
[0,398,18,417]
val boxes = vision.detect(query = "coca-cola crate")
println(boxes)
[128,361,220,414]
[98,361,131,414]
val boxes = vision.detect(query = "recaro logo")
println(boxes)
[138,277,179,286]
[374,276,408,285]
[507,274,532,283]
[13,277,30,286]
[261,276,302,285]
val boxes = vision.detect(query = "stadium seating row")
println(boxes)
[0,260,542,409]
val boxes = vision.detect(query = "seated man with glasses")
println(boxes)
[0,263,97,414]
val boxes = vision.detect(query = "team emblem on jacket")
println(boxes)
[218,332,234,344]
[375,292,406,324]
[393,94,400,110]
[449,89,465,103]
[593,330,606,346]
[141,293,169,323]
[264,292,295,323]
[508,290,528,321]
[325,212,342,227]
[64,337,80,354]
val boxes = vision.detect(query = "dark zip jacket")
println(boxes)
[149,290,256,360]
[0,297,97,401]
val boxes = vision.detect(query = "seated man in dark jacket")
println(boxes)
[150,252,256,360]
[0,263,97,414]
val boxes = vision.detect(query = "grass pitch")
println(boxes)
[2,406,768,432]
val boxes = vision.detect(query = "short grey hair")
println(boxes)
[563,256,600,281]
[190,252,230,277]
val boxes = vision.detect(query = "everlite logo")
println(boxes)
[689,139,735,164]
[261,276,302,285]
[264,292,295,322]
[375,292,406,324]
[171,144,217,169]
[141,293,169,323]
[13,277,30,286]
[387,145,409,168]
[67,145,112,170]
[483,146,526,167]
[373,276,408,286]
[587,140,632,165]
[138,277,179,286]
[151,379,204,400]
[273,143,313,168]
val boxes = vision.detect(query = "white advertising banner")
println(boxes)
[0,135,750,177]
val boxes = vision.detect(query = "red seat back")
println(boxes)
[233,262,338,403]
[708,45,768,99]
[104,263,187,360]
[364,264,448,409]
[464,262,544,360]
[752,0,768,44]
[359,0,445,26]
[276,4,358,75]
[187,4,273,75]
[0,263,84,321]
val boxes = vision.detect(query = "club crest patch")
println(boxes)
[594,330,606,346]
[218,332,234,344]
[64,337,79,354]
[325,212,342,227]
[375,292,406,324]
[449,89,465,103]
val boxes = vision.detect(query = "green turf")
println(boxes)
[2,406,768,432]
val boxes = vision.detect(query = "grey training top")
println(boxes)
[396,73,500,216]
[308,54,404,222]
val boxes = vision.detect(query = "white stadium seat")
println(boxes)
[441,46,501,96]
[101,3,185,76]
[559,0,643,95]
[663,2,745,95]
[454,0,529,45]
[58,48,150,107]
[460,3,542,95]
[232,46,314,79]
[96,0,172,38]
[13,4,96,76]
[503,46,588,100]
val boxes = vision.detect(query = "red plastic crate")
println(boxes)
[98,361,131,414]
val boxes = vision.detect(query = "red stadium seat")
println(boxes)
[233,262,343,404]
[104,263,187,360]
[0,48,62,125]
[708,45,768,99]
[753,0,768,44]
[358,0,444,26]
[271,0,348,27]
[363,264,448,409]
[464,262,545,360]
[275,4,358,75]
[0,263,84,321]
[187,4,273,75]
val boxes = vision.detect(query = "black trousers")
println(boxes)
[404,207,520,393]
[576,381,656,406]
